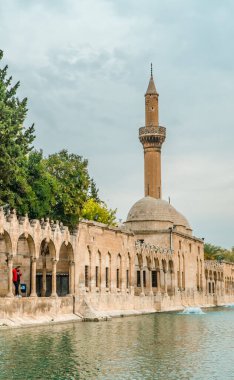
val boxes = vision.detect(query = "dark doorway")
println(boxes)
[36,274,69,296]
[152,270,157,287]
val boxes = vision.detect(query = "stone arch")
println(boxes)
[40,238,56,258]
[146,255,152,270]
[168,260,174,273]
[0,230,12,255]
[55,242,75,296]
[16,233,36,257]
[137,253,143,268]
[36,238,57,297]
[12,233,37,296]
[162,259,167,272]
[155,257,160,270]
[0,231,13,296]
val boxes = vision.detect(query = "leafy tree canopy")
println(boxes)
[81,198,117,226]
[43,150,90,226]
[0,50,117,227]
[0,49,35,213]
[204,243,234,263]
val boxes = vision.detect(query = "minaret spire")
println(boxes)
[139,67,166,199]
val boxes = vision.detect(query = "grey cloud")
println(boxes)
[0,0,234,247]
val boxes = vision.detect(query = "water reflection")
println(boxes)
[0,308,233,380]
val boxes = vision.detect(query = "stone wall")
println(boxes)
[0,209,233,320]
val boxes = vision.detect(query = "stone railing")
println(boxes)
[135,240,173,255]
[139,126,166,137]
[205,260,224,271]
[139,126,166,147]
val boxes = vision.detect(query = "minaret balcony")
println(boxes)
[139,126,166,147]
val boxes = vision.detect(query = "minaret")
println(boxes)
[139,65,166,199]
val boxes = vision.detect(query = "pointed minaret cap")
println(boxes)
[145,63,158,95]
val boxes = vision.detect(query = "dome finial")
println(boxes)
[151,63,153,78]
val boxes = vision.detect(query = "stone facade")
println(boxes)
[0,207,233,320]
[0,69,233,321]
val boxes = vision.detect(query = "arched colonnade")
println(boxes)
[0,209,76,297]
[84,244,135,294]
[135,241,175,296]
[204,261,224,296]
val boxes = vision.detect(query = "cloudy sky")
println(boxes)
[0,0,234,248]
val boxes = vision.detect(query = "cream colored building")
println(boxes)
[0,69,233,321]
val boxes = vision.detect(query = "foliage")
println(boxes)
[0,50,117,228]
[204,243,234,263]
[0,49,35,214]
[43,150,90,226]
[81,198,117,226]
[89,178,100,203]
[26,150,58,219]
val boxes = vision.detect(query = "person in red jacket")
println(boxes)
[12,266,21,296]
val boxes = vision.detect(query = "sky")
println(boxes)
[0,0,234,248]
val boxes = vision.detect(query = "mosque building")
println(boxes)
[0,69,233,321]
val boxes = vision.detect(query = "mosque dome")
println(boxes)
[125,196,192,234]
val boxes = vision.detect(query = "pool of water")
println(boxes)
[0,307,233,380]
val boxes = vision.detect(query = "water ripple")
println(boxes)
[0,307,233,379]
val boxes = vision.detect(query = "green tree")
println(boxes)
[89,178,100,203]
[26,150,117,227]
[0,50,35,214]
[204,243,222,260]
[81,198,116,226]
[26,150,58,219]
[0,50,116,227]
[43,149,90,226]
[204,243,234,263]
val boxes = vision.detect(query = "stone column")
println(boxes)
[30,257,37,297]
[6,255,14,297]
[128,262,131,290]
[120,260,125,293]
[148,268,153,296]
[217,280,220,296]
[221,279,224,296]
[100,260,106,293]
[200,273,203,292]
[109,260,112,292]
[205,277,208,295]
[89,251,96,292]
[130,257,135,295]
[98,256,102,290]
[51,258,57,297]
[214,280,217,295]
[156,269,161,293]
[164,270,168,295]
[69,261,75,295]
[41,258,47,297]
[171,271,176,296]
[140,266,144,296]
